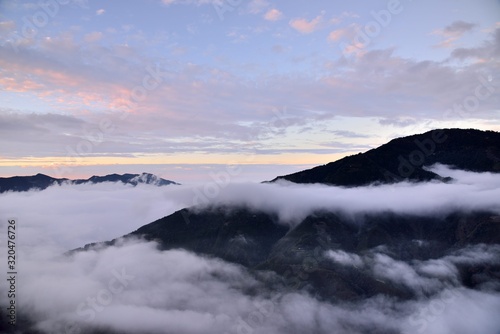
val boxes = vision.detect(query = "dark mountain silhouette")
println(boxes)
[0,173,66,193]
[74,129,500,303]
[259,210,500,300]
[0,172,178,193]
[270,128,500,186]
[79,206,500,302]
[72,173,178,187]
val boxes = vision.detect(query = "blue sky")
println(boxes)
[0,0,499,182]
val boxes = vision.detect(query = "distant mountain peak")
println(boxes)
[0,173,179,193]
[130,172,167,185]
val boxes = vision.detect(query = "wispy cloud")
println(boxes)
[161,0,222,5]
[1,25,499,163]
[264,8,283,22]
[327,23,360,42]
[432,20,477,48]
[289,13,324,34]
[84,31,103,43]
[330,11,359,25]
[247,0,270,14]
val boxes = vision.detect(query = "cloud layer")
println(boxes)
[2,165,499,247]
[1,166,500,333]
[10,240,500,334]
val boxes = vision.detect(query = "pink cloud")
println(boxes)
[84,31,103,43]
[0,76,44,92]
[264,9,283,21]
[327,23,360,42]
[0,25,498,162]
[328,28,347,42]
[289,14,323,34]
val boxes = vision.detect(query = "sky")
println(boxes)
[0,0,499,183]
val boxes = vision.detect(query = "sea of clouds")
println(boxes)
[1,165,499,333]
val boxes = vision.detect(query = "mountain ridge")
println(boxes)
[45,128,500,303]
[72,127,500,302]
[270,128,500,186]
[78,206,500,302]
[0,172,179,193]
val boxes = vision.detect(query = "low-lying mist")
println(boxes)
[5,239,500,334]
[1,165,499,333]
